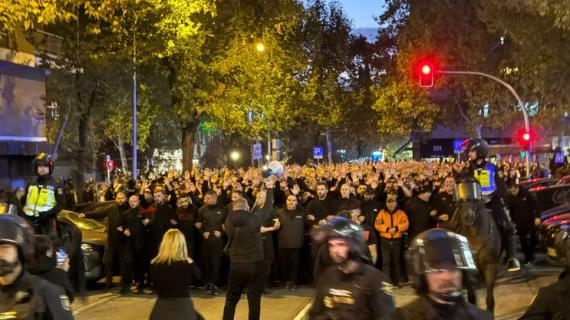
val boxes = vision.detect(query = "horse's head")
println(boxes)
[454,200,480,226]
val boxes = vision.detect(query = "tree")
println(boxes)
[299,0,354,163]
[0,0,75,34]
[375,0,521,138]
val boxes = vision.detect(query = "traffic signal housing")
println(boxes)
[516,128,534,149]
[105,160,115,170]
[419,63,434,87]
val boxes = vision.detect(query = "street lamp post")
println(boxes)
[230,151,241,169]
[132,20,138,181]
[438,70,531,177]
[256,41,272,165]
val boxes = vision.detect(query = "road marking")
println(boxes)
[73,293,118,315]
[293,301,312,320]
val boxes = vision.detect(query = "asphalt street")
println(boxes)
[72,262,562,320]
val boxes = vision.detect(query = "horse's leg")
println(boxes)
[483,263,497,314]
[465,272,477,305]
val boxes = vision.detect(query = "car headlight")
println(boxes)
[81,243,94,252]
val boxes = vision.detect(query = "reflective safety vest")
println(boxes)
[474,164,497,196]
[23,184,57,218]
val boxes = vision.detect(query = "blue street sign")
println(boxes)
[252,143,263,160]
[313,146,324,159]
[453,139,465,153]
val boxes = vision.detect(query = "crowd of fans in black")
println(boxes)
[39,156,567,297]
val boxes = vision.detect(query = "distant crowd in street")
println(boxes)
[25,153,564,297]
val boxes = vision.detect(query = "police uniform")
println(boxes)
[309,262,396,320]
[0,271,74,320]
[22,155,65,238]
[309,217,396,320]
[463,139,519,271]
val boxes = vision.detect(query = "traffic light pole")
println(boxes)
[439,70,531,177]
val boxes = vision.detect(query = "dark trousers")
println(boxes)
[104,242,122,287]
[518,230,537,263]
[223,261,264,320]
[278,248,300,284]
[381,238,402,286]
[201,238,223,285]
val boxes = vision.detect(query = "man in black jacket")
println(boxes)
[223,198,264,320]
[276,194,305,290]
[196,191,226,295]
[507,182,538,264]
[120,195,147,294]
[103,191,130,289]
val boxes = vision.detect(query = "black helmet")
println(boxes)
[409,228,476,277]
[455,176,482,201]
[32,153,55,175]
[554,227,570,269]
[0,214,35,262]
[463,138,489,159]
[323,216,369,263]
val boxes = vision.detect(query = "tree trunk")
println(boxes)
[116,137,129,173]
[182,121,199,171]
[325,129,334,164]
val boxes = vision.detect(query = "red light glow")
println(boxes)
[421,65,432,75]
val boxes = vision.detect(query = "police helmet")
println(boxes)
[32,153,55,175]
[463,138,489,159]
[409,229,476,278]
[554,228,570,269]
[324,216,369,263]
[455,176,482,201]
[0,214,35,262]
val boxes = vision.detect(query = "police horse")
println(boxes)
[446,177,502,313]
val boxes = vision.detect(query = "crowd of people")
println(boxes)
[2,146,570,319]
[72,156,556,295]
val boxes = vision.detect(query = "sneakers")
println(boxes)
[284,282,297,291]
[207,283,219,296]
[507,258,521,272]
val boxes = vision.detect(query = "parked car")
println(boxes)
[538,203,570,265]
[530,182,570,217]
[58,210,106,281]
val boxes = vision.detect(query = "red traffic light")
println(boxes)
[516,129,535,149]
[522,132,530,141]
[421,64,432,75]
[106,160,115,170]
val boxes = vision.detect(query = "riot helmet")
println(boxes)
[324,216,369,263]
[463,138,489,160]
[409,229,476,302]
[32,153,55,175]
[0,214,35,267]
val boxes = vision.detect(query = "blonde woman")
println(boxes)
[150,228,202,320]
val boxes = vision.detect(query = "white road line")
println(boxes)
[293,301,312,320]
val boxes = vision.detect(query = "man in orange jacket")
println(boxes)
[375,198,409,286]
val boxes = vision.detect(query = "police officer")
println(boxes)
[463,138,521,272]
[398,228,492,320]
[519,229,570,319]
[0,213,73,319]
[22,153,65,239]
[309,217,396,320]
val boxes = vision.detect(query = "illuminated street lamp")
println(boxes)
[230,151,241,162]
[256,42,266,53]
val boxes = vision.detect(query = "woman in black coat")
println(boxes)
[150,228,202,320]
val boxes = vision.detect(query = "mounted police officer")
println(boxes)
[0,210,74,319]
[397,228,492,320]
[463,138,521,272]
[519,229,570,319]
[21,153,65,239]
[309,217,396,320]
